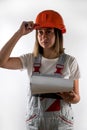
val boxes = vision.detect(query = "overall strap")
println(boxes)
[55,53,67,76]
[57,53,67,65]
[33,54,42,74]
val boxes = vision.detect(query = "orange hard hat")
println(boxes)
[34,10,66,33]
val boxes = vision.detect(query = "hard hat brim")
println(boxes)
[34,23,66,33]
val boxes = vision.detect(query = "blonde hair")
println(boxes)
[33,28,64,57]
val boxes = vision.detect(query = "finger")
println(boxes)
[34,23,40,29]
[69,91,75,96]
[24,21,34,30]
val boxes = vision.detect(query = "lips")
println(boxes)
[42,41,49,46]
[42,41,50,48]
[42,39,49,43]
[43,41,49,43]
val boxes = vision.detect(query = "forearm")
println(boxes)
[0,31,22,66]
[0,21,35,67]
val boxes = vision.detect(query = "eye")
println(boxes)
[38,30,43,35]
[46,30,52,34]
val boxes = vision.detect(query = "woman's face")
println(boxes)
[37,28,55,49]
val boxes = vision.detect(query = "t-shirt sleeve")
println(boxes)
[69,56,80,79]
[19,53,33,70]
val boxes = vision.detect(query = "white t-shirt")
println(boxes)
[20,53,80,80]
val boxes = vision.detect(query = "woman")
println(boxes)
[0,10,80,130]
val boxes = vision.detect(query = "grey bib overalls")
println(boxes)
[26,53,74,130]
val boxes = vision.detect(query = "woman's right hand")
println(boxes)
[18,21,35,36]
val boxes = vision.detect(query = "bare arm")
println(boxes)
[58,79,80,104]
[0,21,35,69]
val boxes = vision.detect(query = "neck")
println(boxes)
[43,49,59,59]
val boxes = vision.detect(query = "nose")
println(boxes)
[42,32,47,39]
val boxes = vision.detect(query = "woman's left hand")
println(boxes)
[57,91,76,103]
[57,80,80,104]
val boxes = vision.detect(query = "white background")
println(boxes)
[0,0,87,130]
